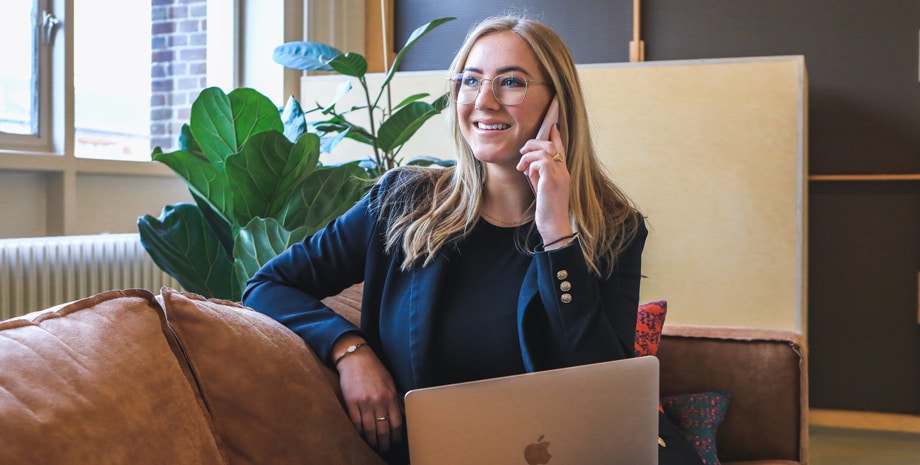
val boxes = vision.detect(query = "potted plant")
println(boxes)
[138,17,454,301]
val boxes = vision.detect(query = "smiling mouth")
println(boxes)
[476,122,511,130]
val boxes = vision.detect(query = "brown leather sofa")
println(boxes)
[0,285,806,465]
[658,325,808,465]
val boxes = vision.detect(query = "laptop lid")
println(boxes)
[404,356,659,465]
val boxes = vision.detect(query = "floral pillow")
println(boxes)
[636,300,667,413]
[661,391,732,465]
[635,300,667,357]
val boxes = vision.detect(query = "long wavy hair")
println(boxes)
[378,15,642,277]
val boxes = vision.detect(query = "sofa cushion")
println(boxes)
[0,289,225,465]
[159,288,385,465]
[662,390,732,465]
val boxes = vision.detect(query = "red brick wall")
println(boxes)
[150,0,207,151]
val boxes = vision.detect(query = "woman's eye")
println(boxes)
[461,75,480,87]
[499,75,525,88]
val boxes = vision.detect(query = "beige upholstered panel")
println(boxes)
[302,56,807,332]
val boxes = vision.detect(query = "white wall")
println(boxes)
[0,167,191,238]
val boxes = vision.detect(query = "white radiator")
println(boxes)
[0,233,181,320]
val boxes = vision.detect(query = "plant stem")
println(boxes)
[359,76,384,170]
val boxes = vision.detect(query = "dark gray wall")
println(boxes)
[394,1,632,70]
[396,0,920,414]
[642,0,920,416]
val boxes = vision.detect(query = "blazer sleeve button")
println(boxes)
[556,270,568,280]
[560,293,572,304]
[560,281,572,292]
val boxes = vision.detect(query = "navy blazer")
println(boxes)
[242,174,648,395]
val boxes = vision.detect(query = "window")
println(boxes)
[0,0,295,239]
[0,0,50,150]
[73,1,154,160]
[0,0,209,161]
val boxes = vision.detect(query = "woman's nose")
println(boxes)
[474,80,501,110]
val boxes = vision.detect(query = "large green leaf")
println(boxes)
[188,87,282,168]
[188,87,237,165]
[153,149,233,222]
[328,52,368,78]
[393,93,431,110]
[380,17,455,95]
[190,190,234,256]
[377,101,441,153]
[232,217,310,292]
[225,131,321,225]
[280,162,370,233]
[137,203,239,300]
[431,91,450,112]
[228,88,284,148]
[272,42,342,71]
[177,123,206,160]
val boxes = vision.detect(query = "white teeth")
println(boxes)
[476,122,510,130]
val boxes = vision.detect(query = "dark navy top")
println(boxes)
[431,219,533,385]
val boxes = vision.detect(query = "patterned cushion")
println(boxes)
[635,300,667,356]
[661,391,732,465]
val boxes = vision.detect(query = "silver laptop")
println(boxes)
[404,356,659,465]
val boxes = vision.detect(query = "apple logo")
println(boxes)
[523,434,552,464]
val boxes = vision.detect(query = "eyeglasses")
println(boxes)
[448,72,549,106]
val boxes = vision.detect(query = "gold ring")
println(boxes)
[552,153,564,162]
[375,416,389,422]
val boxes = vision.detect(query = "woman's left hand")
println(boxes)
[518,123,573,246]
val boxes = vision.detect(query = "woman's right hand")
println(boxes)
[334,337,403,452]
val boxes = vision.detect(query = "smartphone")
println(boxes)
[524,97,559,193]
[535,97,559,141]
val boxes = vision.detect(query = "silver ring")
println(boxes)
[375,416,389,422]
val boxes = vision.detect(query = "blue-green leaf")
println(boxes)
[406,156,456,168]
[273,41,342,71]
[281,95,306,143]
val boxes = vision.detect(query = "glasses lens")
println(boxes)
[452,74,480,104]
[493,73,528,106]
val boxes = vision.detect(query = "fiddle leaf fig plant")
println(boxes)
[138,87,369,301]
[139,17,455,301]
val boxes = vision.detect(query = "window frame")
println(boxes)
[0,0,56,152]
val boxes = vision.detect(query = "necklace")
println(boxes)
[479,209,534,227]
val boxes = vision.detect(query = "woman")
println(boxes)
[243,15,700,465]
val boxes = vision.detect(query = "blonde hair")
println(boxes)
[378,15,642,276]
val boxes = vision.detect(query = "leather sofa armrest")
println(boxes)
[658,325,808,464]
